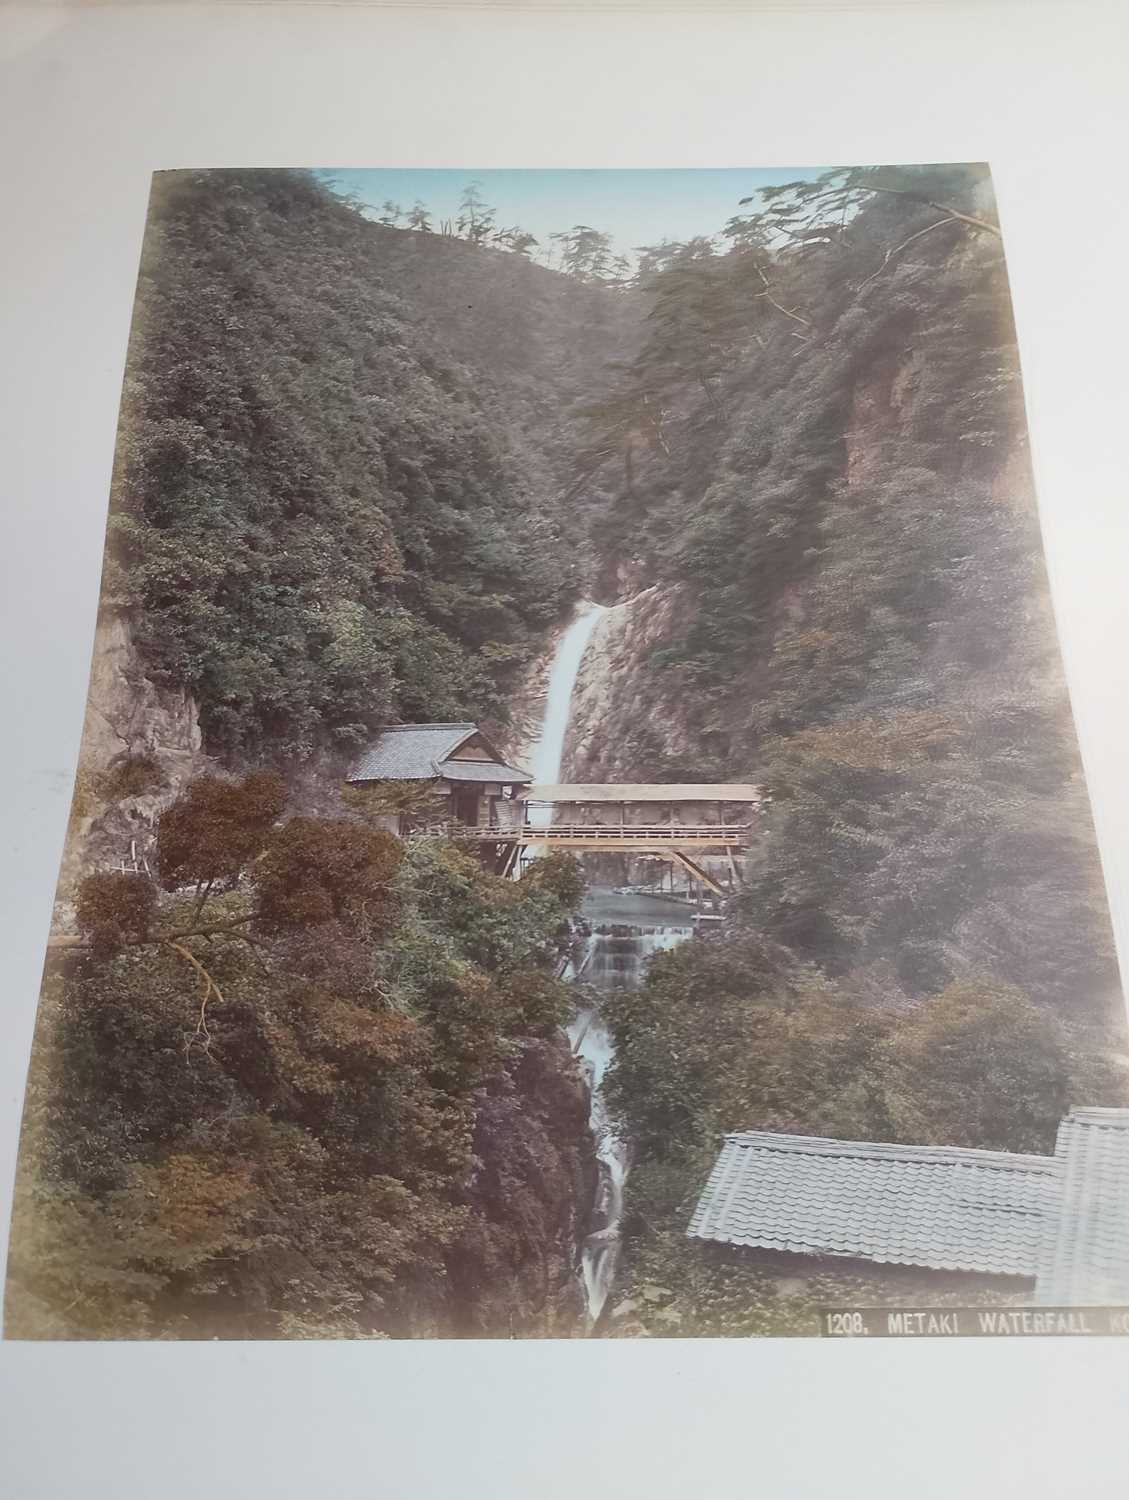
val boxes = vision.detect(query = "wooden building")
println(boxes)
[687,1109,1129,1309]
[347,722,531,835]
[347,727,760,888]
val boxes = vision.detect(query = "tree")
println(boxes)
[550,224,621,285]
[13,814,587,1340]
[456,181,496,246]
[156,771,287,907]
[604,930,894,1166]
[255,817,403,934]
[407,200,433,232]
[496,226,538,257]
[521,850,584,910]
[75,872,157,957]
[880,980,1072,1154]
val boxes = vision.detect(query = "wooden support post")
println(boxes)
[670,849,724,896]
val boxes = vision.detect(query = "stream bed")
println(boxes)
[568,888,693,1327]
[521,602,695,1329]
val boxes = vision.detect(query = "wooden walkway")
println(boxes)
[465,823,750,848]
[462,823,752,894]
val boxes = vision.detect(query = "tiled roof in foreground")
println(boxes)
[1035,1108,1129,1305]
[687,1131,1058,1278]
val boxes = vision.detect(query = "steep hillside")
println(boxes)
[561,166,1129,1338]
[10,170,637,1341]
[14,163,1128,1344]
[106,169,637,759]
[567,166,1121,1023]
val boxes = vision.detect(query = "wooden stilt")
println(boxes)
[670,849,724,896]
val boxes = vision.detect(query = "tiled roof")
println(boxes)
[438,758,531,784]
[687,1131,1057,1278]
[348,724,478,782]
[1035,1108,1129,1305]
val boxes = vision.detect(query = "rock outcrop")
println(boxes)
[560,586,700,783]
[56,612,207,905]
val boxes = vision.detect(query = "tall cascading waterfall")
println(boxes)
[526,602,607,825]
[524,601,693,1328]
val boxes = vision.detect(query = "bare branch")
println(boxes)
[46,917,261,954]
[860,182,1002,238]
[857,215,958,293]
[753,267,812,329]
[167,940,224,1058]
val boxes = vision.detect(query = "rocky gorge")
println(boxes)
[9,163,1128,1341]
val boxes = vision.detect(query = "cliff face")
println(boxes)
[446,1033,595,1336]
[562,587,692,782]
[58,612,207,902]
[558,191,1122,1021]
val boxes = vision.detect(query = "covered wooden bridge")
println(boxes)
[346,725,760,893]
[478,782,761,890]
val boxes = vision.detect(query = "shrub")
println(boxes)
[92,754,164,803]
[75,872,157,957]
[157,771,287,893]
[255,818,404,935]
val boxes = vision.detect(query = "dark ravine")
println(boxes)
[521,601,701,1327]
[568,899,695,1327]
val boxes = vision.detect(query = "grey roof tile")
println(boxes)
[437,758,531,783]
[687,1131,1057,1277]
[348,724,478,781]
[349,724,530,785]
[1036,1108,1129,1305]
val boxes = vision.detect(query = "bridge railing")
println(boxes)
[459,822,751,843]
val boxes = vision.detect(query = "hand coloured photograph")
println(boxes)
[6,164,1128,1340]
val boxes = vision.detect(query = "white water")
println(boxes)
[525,602,606,832]
[567,913,692,1323]
[566,1004,624,1320]
[524,601,692,1327]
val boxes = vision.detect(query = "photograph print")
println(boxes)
[6,163,1129,1341]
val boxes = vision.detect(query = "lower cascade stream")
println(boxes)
[568,897,693,1325]
[526,603,693,1329]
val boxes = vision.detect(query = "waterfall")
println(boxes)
[525,601,692,1329]
[525,602,606,831]
[567,920,691,1325]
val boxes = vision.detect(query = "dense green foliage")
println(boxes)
[105,170,633,755]
[577,166,1119,1018]
[8,779,586,1338]
[601,927,1126,1337]
[605,931,1095,1167]
[571,166,1128,1332]
[13,164,1129,1341]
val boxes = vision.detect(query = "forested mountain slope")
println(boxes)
[12,164,1128,1343]
[107,169,637,757]
[9,171,637,1340]
[570,166,1121,1022]
[564,166,1129,1336]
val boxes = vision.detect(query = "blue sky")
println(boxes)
[320,167,829,263]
